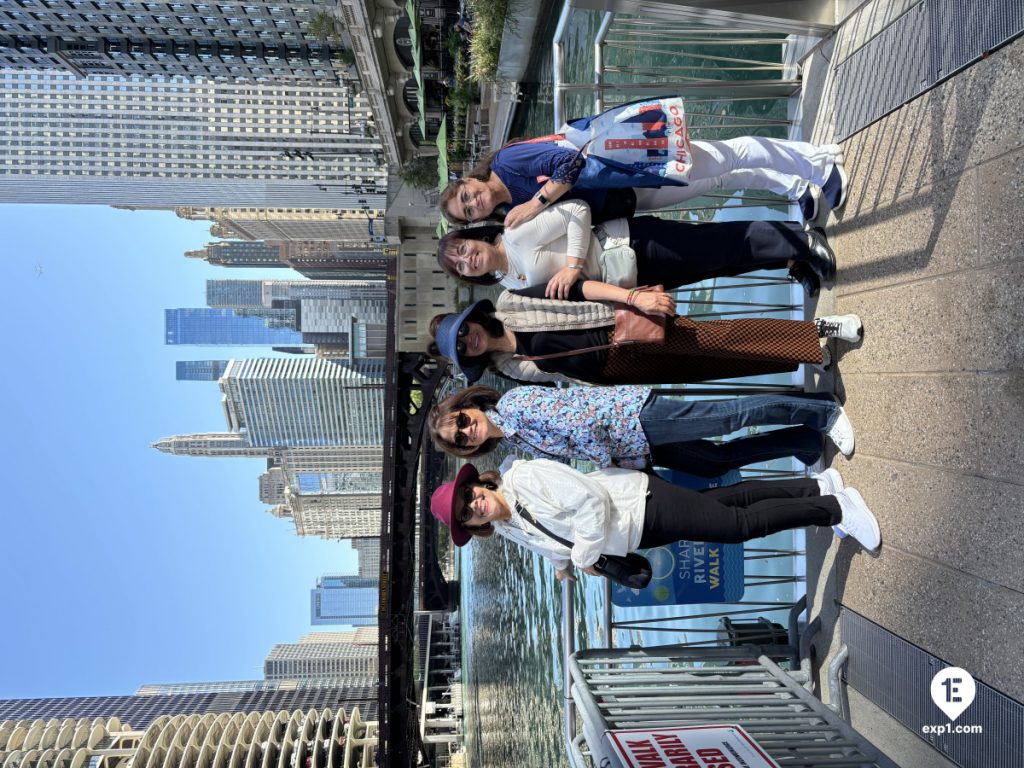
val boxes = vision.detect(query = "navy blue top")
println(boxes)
[490,141,606,210]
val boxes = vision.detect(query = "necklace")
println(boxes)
[494,239,525,281]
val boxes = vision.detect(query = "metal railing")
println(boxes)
[550,0,834,221]
[553,1,804,130]
[553,0,811,126]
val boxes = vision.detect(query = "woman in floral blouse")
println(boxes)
[427,384,855,477]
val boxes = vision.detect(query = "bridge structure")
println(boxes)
[374,259,460,768]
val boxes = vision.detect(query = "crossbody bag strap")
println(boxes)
[514,500,574,549]
[515,341,624,362]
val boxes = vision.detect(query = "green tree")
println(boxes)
[309,11,342,42]
[399,156,443,191]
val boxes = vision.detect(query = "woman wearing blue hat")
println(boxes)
[427,282,862,386]
[429,459,880,583]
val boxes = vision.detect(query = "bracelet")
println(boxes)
[533,190,550,206]
[626,288,639,306]
[566,264,583,270]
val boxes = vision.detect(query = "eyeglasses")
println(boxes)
[452,242,470,275]
[458,484,476,524]
[452,410,472,448]
[459,187,476,222]
[455,323,470,359]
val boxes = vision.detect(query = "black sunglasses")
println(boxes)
[458,484,476,524]
[455,323,470,359]
[452,411,472,448]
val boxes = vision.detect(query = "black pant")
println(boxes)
[649,425,824,477]
[631,217,810,290]
[639,474,841,547]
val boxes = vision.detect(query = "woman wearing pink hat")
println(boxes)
[430,458,880,582]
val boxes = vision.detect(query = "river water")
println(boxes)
[458,10,802,765]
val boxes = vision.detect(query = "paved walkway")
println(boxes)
[798,1,1024,764]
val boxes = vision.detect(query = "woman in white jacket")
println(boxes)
[429,459,881,582]
[436,199,836,298]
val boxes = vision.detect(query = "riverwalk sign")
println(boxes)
[606,725,780,768]
[612,469,745,606]
[612,539,745,606]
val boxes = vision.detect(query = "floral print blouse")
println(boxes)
[489,385,653,470]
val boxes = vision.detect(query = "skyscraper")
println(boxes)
[275,490,383,539]
[152,437,384,518]
[265,639,378,680]
[220,358,384,448]
[185,240,286,267]
[260,279,386,303]
[352,539,382,578]
[201,278,388,358]
[165,308,302,346]
[0,708,378,768]
[0,686,377,729]
[181,212,391,248]
[300,629,379,645]
[206,281,264,308]
[0,0,348,83]
[0,72,386,209]
[152,432,271,459]
[185,238,389,279]
[135,677,365,695]
[205,278,386,315]
[311,574,379,626]
[258,466,289,504]
[175,360,230,381]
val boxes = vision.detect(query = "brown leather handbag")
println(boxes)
[516,286,673,363]
[613,285,668,344]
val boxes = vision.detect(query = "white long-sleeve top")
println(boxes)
[493,458,648,570]
[497,200,630,290]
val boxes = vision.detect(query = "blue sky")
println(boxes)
[0,205,355,698]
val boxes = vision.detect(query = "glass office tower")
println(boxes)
[220,358,384,447]
[175,361,231,381]
[310,574,380,626]
[165,308,302,346]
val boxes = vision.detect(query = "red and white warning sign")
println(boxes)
[607,724,779,768]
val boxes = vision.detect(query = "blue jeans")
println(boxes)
[640,392,839,477]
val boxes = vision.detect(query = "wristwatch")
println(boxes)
[533,190,550,206]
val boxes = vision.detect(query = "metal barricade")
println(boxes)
[566,645,899,768]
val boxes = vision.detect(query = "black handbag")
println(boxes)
[514,501,652,589]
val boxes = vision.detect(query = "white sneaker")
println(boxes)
[835,488,881,551]
[825,404,855,456]
[812,467,845,496]
[815,314,863,343]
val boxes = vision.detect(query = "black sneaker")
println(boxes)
[789,263,820,297]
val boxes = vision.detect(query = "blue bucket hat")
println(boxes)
[434,299,494,383]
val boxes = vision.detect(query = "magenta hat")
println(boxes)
[430,463,480,547]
